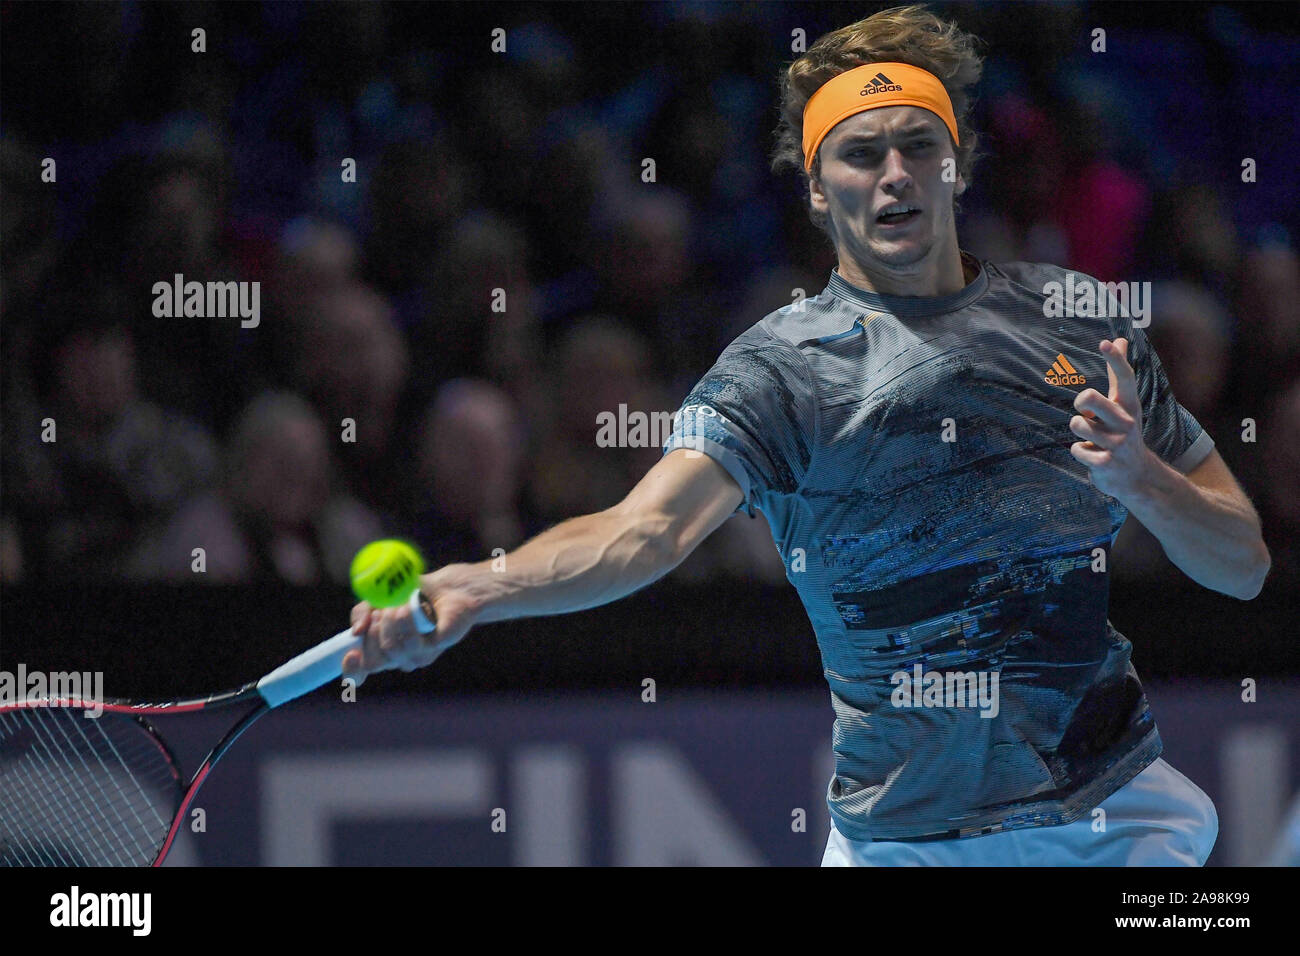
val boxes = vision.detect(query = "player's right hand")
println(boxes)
[342,571,478,684]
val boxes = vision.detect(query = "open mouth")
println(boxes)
[877,207,921,225]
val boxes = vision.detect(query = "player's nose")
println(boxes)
[878,147,914,190]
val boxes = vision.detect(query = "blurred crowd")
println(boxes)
[2,2,1296,590]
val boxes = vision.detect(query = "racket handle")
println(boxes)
[255,629,361,708]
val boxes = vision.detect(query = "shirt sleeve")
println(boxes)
[1109,308,1214,475]
[660,323,817,517]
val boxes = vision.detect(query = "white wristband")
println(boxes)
[408,586,437,634]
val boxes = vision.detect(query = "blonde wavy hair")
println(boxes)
[770,4,986,237]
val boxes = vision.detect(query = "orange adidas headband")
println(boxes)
[802,62,959,173]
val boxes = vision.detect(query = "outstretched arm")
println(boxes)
[343,448,744,680]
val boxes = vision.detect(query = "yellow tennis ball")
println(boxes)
[350,539,425,608]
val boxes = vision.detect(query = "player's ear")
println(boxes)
[808,170,829,217]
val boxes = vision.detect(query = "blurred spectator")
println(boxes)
[409,212,545,411]
[642,86,731,212]
[1053,96,1151,282]
[129,392,382,584]
[642,77,785,279]
[455,67,548,216]
[6,287,218,580]
[961,94,1070,267]
[501,19,584,114]
[408,379,535,567]
[528,315,666,522]
[589,190,722,379]
[521,130,613,284]
[259,217,365,397]
[1258,380,1300,581]
[1138,184,1241,307]
[75,152,250,430]
[287,281,411,518]
[1,135,61,438]
[594,192,691,333]
[270,216,362,317]
[0,135,59,321]
[366,133,474,296]
[82,152,237,291]
[1233,240,1300,400]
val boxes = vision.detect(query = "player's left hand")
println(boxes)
[1068,338,1157,500]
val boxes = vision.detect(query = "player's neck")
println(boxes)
[835,247,970,298]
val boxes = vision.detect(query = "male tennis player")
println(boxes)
[344,5,1270,865]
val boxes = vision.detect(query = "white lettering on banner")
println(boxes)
[612,743,765,866]
[258,744,771,865]
[514,746,587,866]
[261,752,492,865]
[1222,725,1288,866]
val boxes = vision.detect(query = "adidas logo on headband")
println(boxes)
[803,63,960,172]
[860,73,902,96]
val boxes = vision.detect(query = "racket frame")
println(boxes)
[1,683,268,866]
[2,622,424,866]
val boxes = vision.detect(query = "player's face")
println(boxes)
[810,106,965,278]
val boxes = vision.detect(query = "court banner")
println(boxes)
[151,684,1299,866]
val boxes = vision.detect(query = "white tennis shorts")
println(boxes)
[822,757,1219,866]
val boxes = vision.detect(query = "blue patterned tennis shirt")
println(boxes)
[662,251,1213,841]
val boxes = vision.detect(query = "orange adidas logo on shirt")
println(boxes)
[1044,353,1086,386]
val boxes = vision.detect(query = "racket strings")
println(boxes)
[56,707,173,859]
[1,710,142,866]
[4,710,143,867]
[41,708,166,865]
[0,708,178,866]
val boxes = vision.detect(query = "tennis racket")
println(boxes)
[0,615,426,867]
